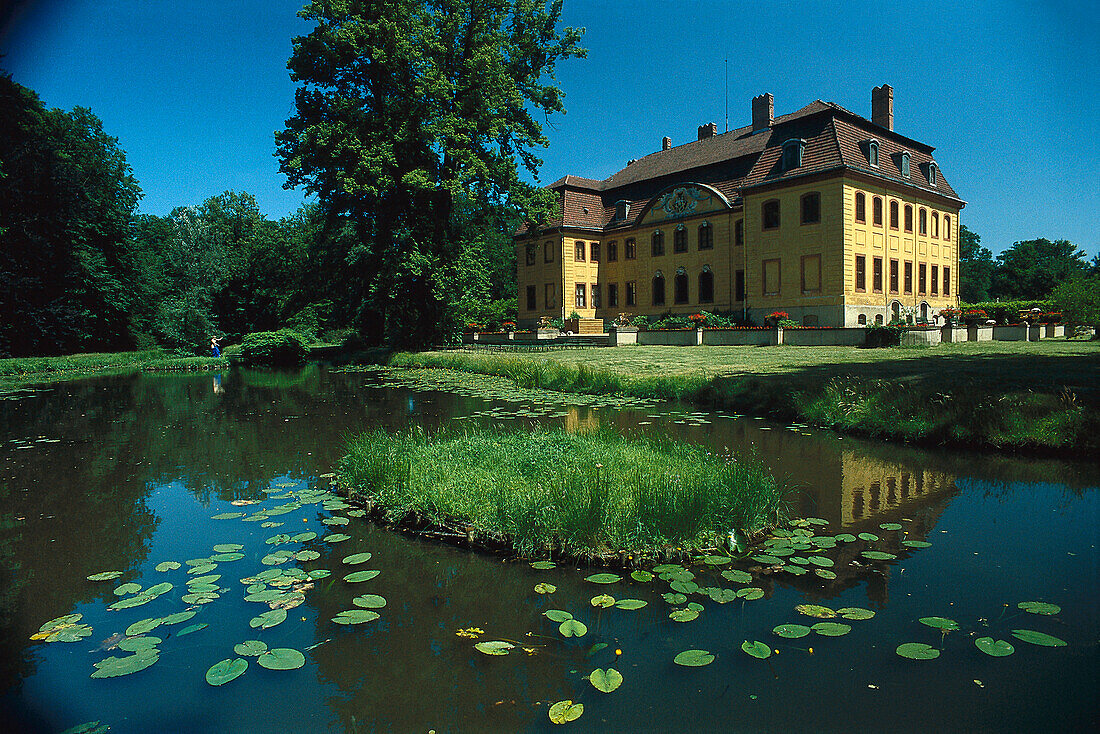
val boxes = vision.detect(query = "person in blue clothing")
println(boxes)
[210,336,221,358]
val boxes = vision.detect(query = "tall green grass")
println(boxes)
[0,349,228,388]
[338,426,783,557]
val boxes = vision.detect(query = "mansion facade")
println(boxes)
[515,85,964,327]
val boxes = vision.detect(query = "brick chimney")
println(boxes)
[662,136,672,150]
[697,122,717,140]
[872,84,893,130]
[752,93,773,132]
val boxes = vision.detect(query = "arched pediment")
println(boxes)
[636,182,732,226]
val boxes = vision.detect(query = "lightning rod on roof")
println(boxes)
[724,59,728,133]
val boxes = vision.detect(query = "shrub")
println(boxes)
[960,300,1052,324]
[1050,275,1100,332]
[239,329,309,367]
[864,324,903,348]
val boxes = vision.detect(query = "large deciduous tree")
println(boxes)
[276,0,585,346]
[990,237,1087,300]
[958,225,994,303]
[0,74,145,356]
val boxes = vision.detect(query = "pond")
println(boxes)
[1,366,1097,732]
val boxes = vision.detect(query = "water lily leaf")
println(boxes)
[245,589,283,603]
[669,609,699,622]
[332,609,380,625]
[256,647,305,670]
[535,583,557,594]
[807,556,834,567]
[902,540,932,548]
[474,640,514,656]
[159,610,196,627]
[673,649,714,666]
[46,625,93,642]
[751,554,783,565]
[543,609,573,623]
[90,650,159,678]
[812,622,851,637]
[668,580,697,595]
[975,637,1014,657]
[113,583,141,596]
[292,531,319,542]
[548,700,584,724]
[1010,629,1067,647]
[662,593,687,605]
[896,642,940,660]
[211,512,245,520]
[322,516,349,526]
[342,552,373,565]
[187,583,220,594]
[87,571,123,582]
[721,569,753,584]
[862,551,897,561]
[919,616,959,631]
[176,623,207,636]
[703,555,731,565]
[585,573,621,584]
[212,543,243,553]
[741,640,771,659]
[249,608,287,629]
[615,599,647,610]
[559,619,588,637]
[323,533,351,543]
[352,594,387,609]
[206,658,248,686]
[39,614,82,633]
[590,594,615,608]
[837,607,876,620]
[773,624,811,639]
[154,561,180,573]
[834,533,856,542]
[294,550,321,562]
[805,517,829,526]
[211,552,244,562]
[344,570,380,583]
[796,604,836,619]
[879,522,902,531]
[125,618,161,637]
[1017,601,1060,616]
[814,569,838,580]
[737,587,764,601]
[234,640,268,656]
[266,534,291,545]
[784,565,809,576]
[189,574,221,585]
[307,569,331,580]
[529,561,555,570]
[705,587,737,604]
[589,667,623,693]
[181,593,218,604]
[630,571,653,582]
[789,556,810,565]
[652,564,683,574]
[857,532,880,542]
[117,635,161,652]
[188,563,217,575]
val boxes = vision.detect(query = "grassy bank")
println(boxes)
[338,426,783,557]
[0,349,229,389]
[387,342,1100,455]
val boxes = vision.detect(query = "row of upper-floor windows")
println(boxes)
[866,140,939,187]
[523,268,719,310]
[761,192,820,230]
[525,221,722,266]
[853,192,952,239]
[852,254,951,296]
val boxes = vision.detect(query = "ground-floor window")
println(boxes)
[889,259,899,294]
[526,285,536,310]
[652,273,666,306]
[801,254,821,294]
[544,283,555,309]
[918,263,927,295]
[944,267,951,295]
[674,269,688,304]
[608,283,618,307]
[904,261,913,294]
[931,265,939,295]
[763,259,781,295]
[625,281,636,306]
[575,283,586,309]
[591,283,601,309]
[873,257,883,293]
[699,268,714,303]
[855,255,866,292]
[735,270,745,301]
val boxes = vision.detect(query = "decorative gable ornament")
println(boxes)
[658,187,708,217]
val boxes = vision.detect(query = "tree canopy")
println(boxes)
[276,0,585,346]
[958,225,994,302]
[989,237,1088,301]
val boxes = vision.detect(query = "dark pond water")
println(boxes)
[0,366,1097,732]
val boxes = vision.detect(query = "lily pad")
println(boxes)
[589,667,623,693]
[975,637,1014,657]
[590,594,615,608]
[352,594,387,609]
[837,607,876,621]
[342,552,373,565]
[834,533,856,542]
[343,570,380,583]
[332,609,381,625]
[673,649,714,667]
[543,609,573,623]
[294,550,321,562]
[90,650,159,678]
[741,640,771,659]
[117,635,161,652]
[292,531,319,541]
[669,609,700,622]
[39,614,82,633]
[585,573,621,584]
[862,551,897,561]
[530,561,556,570]
[615,599,647,610]
[751,554,783,565]
[796,604,836,619]
[234,640,268,656]
[206,658,248,686]
[113,583,142,596]
[879,522,902,531]
[86,571,123,582]
[211,512,245,520]
[46,625,94,642]
[857,532,880,542]
[662,593,687,605]
[903,540,932,548]
[1010,629,1067,647]
[736,587,764,601]
[323,533,351,543]
[125,618,162,637]
[1018,601,1060,616]
[535,583,557,595]
[814,568,838,580]
[256,647,305,670]
[212,543,243,552]
[703,555,731,565]
[669,580,699,595]
[548,700,584,724]
[896,642,940,660]
[807,556,834,567]
[559,619,588,637]
[630,570,654,582]
[784,565,809,576]
[919,616,959,631]
[211,552,244,562]
[474,640,515,656]
[811,622,852,637]
[772,623,811,639]
[176,623,207,637]
[249,608,287,629]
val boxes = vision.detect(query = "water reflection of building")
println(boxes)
[562,405,600,434]
[835,451,955,527]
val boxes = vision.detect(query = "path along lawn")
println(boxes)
[390,340,1100,455]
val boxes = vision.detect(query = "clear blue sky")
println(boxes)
[2,0,1097,258]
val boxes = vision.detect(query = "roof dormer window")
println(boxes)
[615,200,630,220]
[781,138,806,171]
[868,139,879,167]
[928,162,938,186]
[900,151,911,178]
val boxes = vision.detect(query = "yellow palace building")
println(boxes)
[515,85,965,327]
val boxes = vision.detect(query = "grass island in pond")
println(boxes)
[337,426,783,557]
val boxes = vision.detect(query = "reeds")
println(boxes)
[338,426,783,557]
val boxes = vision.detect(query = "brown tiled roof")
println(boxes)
[518,98,963,236]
